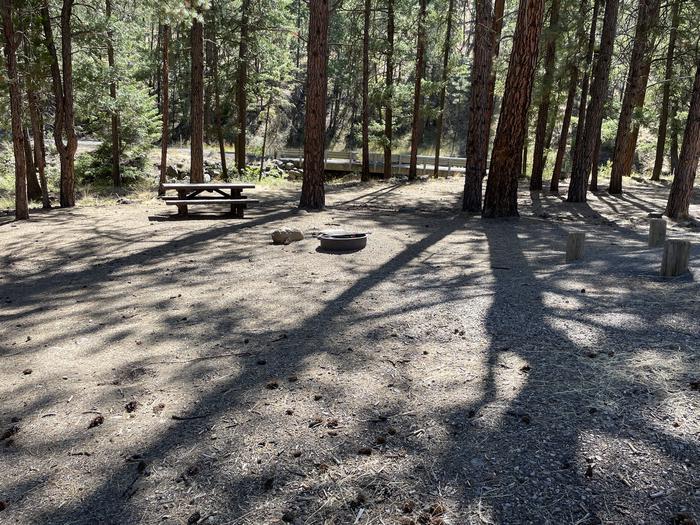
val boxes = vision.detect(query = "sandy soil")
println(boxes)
[1,177,699,525]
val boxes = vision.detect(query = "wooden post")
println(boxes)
[565,232,586,262]
[661,240,690,277]
[648,218,667,247]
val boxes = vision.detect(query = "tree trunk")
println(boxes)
[408,0,427,180]
[567,0,619,203]
[259,97,271,180]
[433,0,455,178]
[190,14,204,183]
[665,59,700,220]
[530,0,560,190]
[41,0,76,208]
[464,0,504,211]
[212,34,228,181]
[550,65,578,191]
[24,127,42,200]
[383,0,394,180]
[651,0,680,181]
[27,88,50,208]
[299,0,329,209]
[569,0,600,184]
[361,0,371,182]
[2,0,28,219]
[609,0,660,194]
[484,0,506,133]
[589,130,602,191]
[159,24,170,195]
[236,0,250,172]
[670,99,679,174]
[106,0,120,187]
[482,0,545,218]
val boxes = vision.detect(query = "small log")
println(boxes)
[660,240,691,277]
[565,232,586,262]
[648,218,667,247]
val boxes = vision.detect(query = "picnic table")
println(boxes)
[161,183,259,217]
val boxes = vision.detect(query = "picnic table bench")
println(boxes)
[161,183,258,217]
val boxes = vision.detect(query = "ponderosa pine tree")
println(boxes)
[2,0,29,220]
[383,0,395,180]
[567,0,619,202]
[652,0,680,181]
[530,0,560,191]
[106,0,121,187]
[568,0,600,184]
[665,58,700,220]
[462,0,495,212]
[159,23,170,195]
[190,9,204,183]
[299,0,329,209]
[361,0,370,182]
[27,87,50,208]
[41,0,77,208]
[550,64,578,192]
[609,0,661,194]
[235,0,250,172]
[433,0,455,178]
[482,0,545,218]
[408,0,427,180]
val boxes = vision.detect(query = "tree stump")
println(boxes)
[566,232,586,262]
[660,240,691,277]
[648,218,667,247]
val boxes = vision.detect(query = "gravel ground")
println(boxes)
[1,176,699,525]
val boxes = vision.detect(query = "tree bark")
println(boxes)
[383,0,394,180]
[2,0,28,219]
[212,33,228,181]
[589,130,602,191]
[299,0,329,209]
[24,127,42,200]
[236,0,250,172]
[42,0,77,208]
[159,24,170,195]
[27,88,50,208]
[361,0,371,182]
[670,99,679,173]
[433,0,455,178]
[567,0,619,203]
[651,0,680,181]
[106,0,121,187]
[550,65,578,191]
[408,0,427,180]
[665,59,700,220]
[190,14,204,183]
[530,0,560,190]
[484,0,506,135]
[482,0,545,218]
[568,0,600,183]
[609,0,660,194]
[463,0,494,211]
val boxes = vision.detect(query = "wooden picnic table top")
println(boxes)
[162,183,256,190]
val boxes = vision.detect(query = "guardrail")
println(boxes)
[274,148,467,176]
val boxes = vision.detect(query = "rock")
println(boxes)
[116,197,134,205]
[284,162,296,170]
[271,227,304,245]
[166,165,179,179]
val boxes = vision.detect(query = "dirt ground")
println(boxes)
[1,176,699,525]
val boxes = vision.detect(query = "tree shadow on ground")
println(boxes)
[1,181,698,524]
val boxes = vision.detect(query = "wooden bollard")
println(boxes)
[566,232,586,262]
[648,218,667,247]
[661,240,691,277]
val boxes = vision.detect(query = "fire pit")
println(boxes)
[317,232,368,252]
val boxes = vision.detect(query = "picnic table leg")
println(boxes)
[177,189,188,217]
[231,188,245,218]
